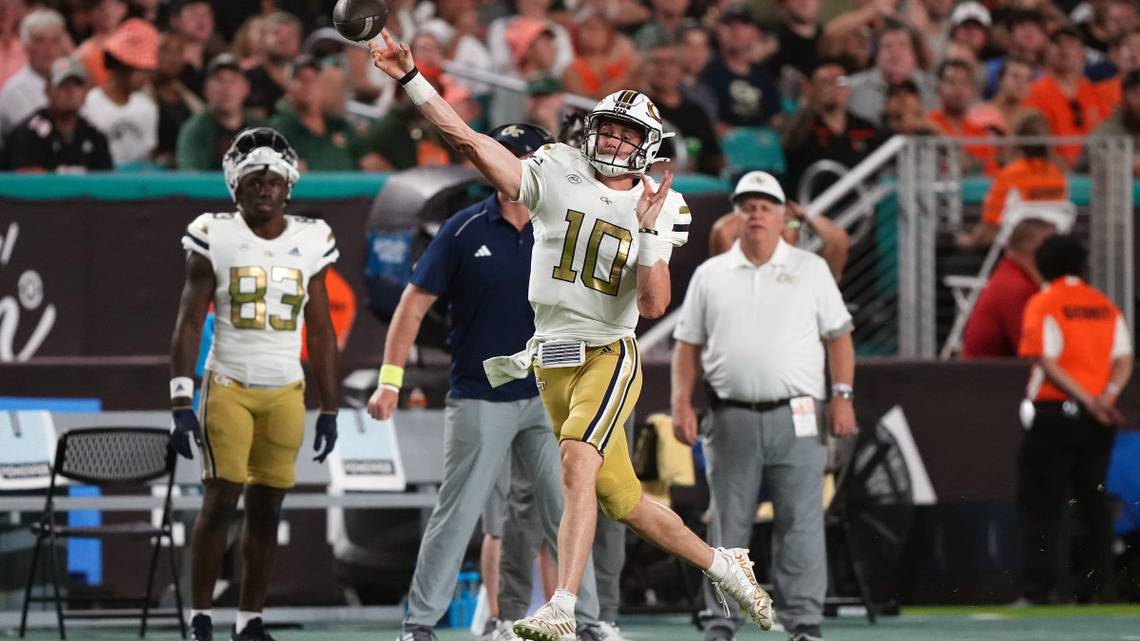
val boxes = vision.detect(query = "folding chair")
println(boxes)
[19,427,186,639]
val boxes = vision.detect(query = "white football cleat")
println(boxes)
[492,618,522,641]
[707,547,774,631]
[513,601,577,641]
[591,621,630,641]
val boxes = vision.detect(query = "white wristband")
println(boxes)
[637,233,669,267]
[170,376,194,400]
[402,70,437,106]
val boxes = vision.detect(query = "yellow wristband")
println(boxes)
[379,364,405,389]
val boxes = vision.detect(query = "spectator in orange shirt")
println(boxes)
[1024,24,1115,167]
[956,112,1067,248]
[930,58,997,174]
[1017,235,1132,604]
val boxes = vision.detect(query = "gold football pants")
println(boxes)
[534,337,643,520]
[198,371,306,488]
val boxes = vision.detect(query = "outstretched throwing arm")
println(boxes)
[370,30,523,199]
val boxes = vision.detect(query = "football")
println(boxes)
[332,0,389,42]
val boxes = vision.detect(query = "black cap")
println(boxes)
[1124,68,1140,91]
[288,54,321,77]
[489,123,555,157]
[719,4,754,24]
[205,53,241,77]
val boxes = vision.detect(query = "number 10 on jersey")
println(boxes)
[552,210,633,297]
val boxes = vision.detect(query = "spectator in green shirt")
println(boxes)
[267,54,381,171]
[175,53,262,170]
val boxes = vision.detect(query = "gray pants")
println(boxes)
[405,396,600,626]
[497,416,632,623]
[701,403,827,635]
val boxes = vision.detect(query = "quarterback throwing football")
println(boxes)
[371,30,774,641]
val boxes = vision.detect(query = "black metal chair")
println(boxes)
[19,427,186,639]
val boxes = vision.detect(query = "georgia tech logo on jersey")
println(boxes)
[536,377,546,391]
[567,174,582,184]
[600,196,612,205]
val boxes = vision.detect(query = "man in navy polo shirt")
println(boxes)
[367,123,601,641]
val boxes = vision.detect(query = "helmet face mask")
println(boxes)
[223,127,300,203]
[582,91,666,178]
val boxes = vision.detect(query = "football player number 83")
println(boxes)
[552,209,632,296]
[229,266,305,330]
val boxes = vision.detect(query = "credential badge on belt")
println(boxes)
[537,340,586,368]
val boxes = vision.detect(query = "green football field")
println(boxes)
[10,606,1140,641]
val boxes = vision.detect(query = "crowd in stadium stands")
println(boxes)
[0,0,1138,184]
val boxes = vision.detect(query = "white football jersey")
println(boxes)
[516,143,690,345]
[182,212,339,386]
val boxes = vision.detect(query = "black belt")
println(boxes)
[709,395,792,413]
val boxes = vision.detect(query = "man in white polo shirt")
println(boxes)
[670,171,857,641]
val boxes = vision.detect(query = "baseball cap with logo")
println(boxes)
[732,171,786,205]
[490,122,554,157]
[104,18,159,71]
[50,56,89,87]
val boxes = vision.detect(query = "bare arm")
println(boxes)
[169,252,215,404]
[370,31,524,199]
[822,1,890,55]
[637,262,671,319]
[825,332,857,437]
[1108,355,1134,398]
[708,212,739,256]
[367,284,439,420]
[381,284,440,369]
[798,205,850,280]
[955,221,999,249]
[304,267,340,412]
[670,340,703,446]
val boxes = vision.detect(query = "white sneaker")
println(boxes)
[492,618,522,641]
[592,621,630,641]
[707,547,774,631]
[513,601,576,641]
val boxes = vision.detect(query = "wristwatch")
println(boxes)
[832,383,854,401]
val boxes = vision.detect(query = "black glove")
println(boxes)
[313,411,338,463]
[170,408,201,460]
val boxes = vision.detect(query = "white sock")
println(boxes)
[190,609,212,622]
[706,547,731,580]
[235,611,261,634]
[550,588,577,614]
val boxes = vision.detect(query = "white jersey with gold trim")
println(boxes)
[516,142,690,345]
[182,212,338,386]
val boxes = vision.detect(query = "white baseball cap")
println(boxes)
[731,171,786,205]
[950,2,991,28]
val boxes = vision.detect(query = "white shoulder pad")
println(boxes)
[181,212,230,258]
